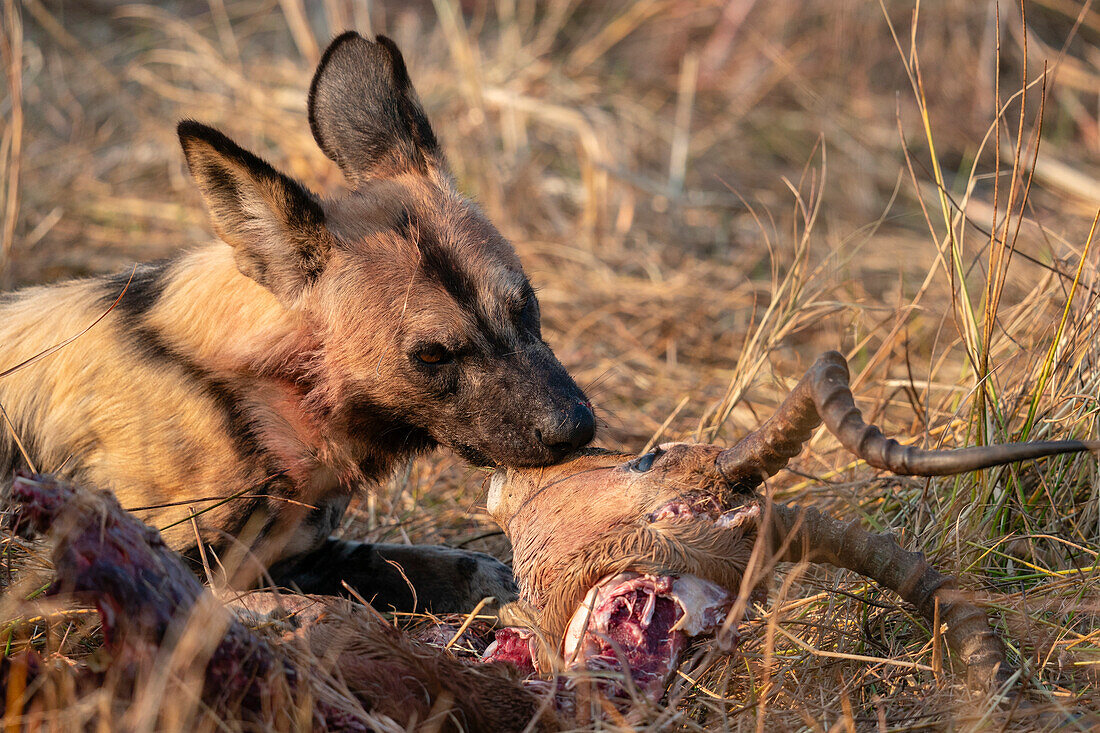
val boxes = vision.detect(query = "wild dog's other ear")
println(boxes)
[308,32,442,184]
[178,120,332,306]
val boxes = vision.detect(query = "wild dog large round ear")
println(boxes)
[308,32,443,185]
[177,120,332,307]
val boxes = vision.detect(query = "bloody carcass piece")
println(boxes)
[301,601,554,731]
[6,472,555,732]
[487,351,1099,696]
[8,472,303,725]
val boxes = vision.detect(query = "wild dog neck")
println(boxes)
[138,245,314,379]
[119,244,420,487]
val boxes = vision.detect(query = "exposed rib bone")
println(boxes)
[717,350,1099,489]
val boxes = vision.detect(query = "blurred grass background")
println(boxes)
[1,0,1099,729]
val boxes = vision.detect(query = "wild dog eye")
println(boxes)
[415,344,452,365]
[630,448,663,473]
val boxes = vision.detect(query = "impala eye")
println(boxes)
[630,448,662,473]
[415,345,452,365]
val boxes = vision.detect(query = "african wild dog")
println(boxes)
[0,33,595,611]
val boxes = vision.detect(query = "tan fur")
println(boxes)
[0,247,323,550]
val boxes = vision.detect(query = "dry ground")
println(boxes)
[1,0,1099,730]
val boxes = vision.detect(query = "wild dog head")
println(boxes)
[177,33,595,471]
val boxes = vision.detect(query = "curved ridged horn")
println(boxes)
[714,360,824,490]
[717,350,1100,489]
[767,502,1008,690]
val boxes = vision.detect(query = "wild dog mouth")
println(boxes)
[452,442,496,467]
[454,442,583,469]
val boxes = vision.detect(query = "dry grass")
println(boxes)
[1,0,1099,729]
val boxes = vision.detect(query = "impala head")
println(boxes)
[486,350,1035,692]
[488,444,763,639]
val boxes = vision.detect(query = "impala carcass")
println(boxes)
[485,351,1098,698]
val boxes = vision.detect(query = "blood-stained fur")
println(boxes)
[0,33,595,610]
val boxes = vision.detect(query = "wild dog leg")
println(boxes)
[267,538,519,613]
[718,350,1100,490]
[767,502,1007,689]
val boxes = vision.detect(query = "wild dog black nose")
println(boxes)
[537,401,596,454]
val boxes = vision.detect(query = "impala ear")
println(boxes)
[178,120,332,306]
[308,32,442,185]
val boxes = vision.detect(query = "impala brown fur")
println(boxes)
[0,33,595,610]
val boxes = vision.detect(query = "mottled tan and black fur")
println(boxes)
[0,33,595,612]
